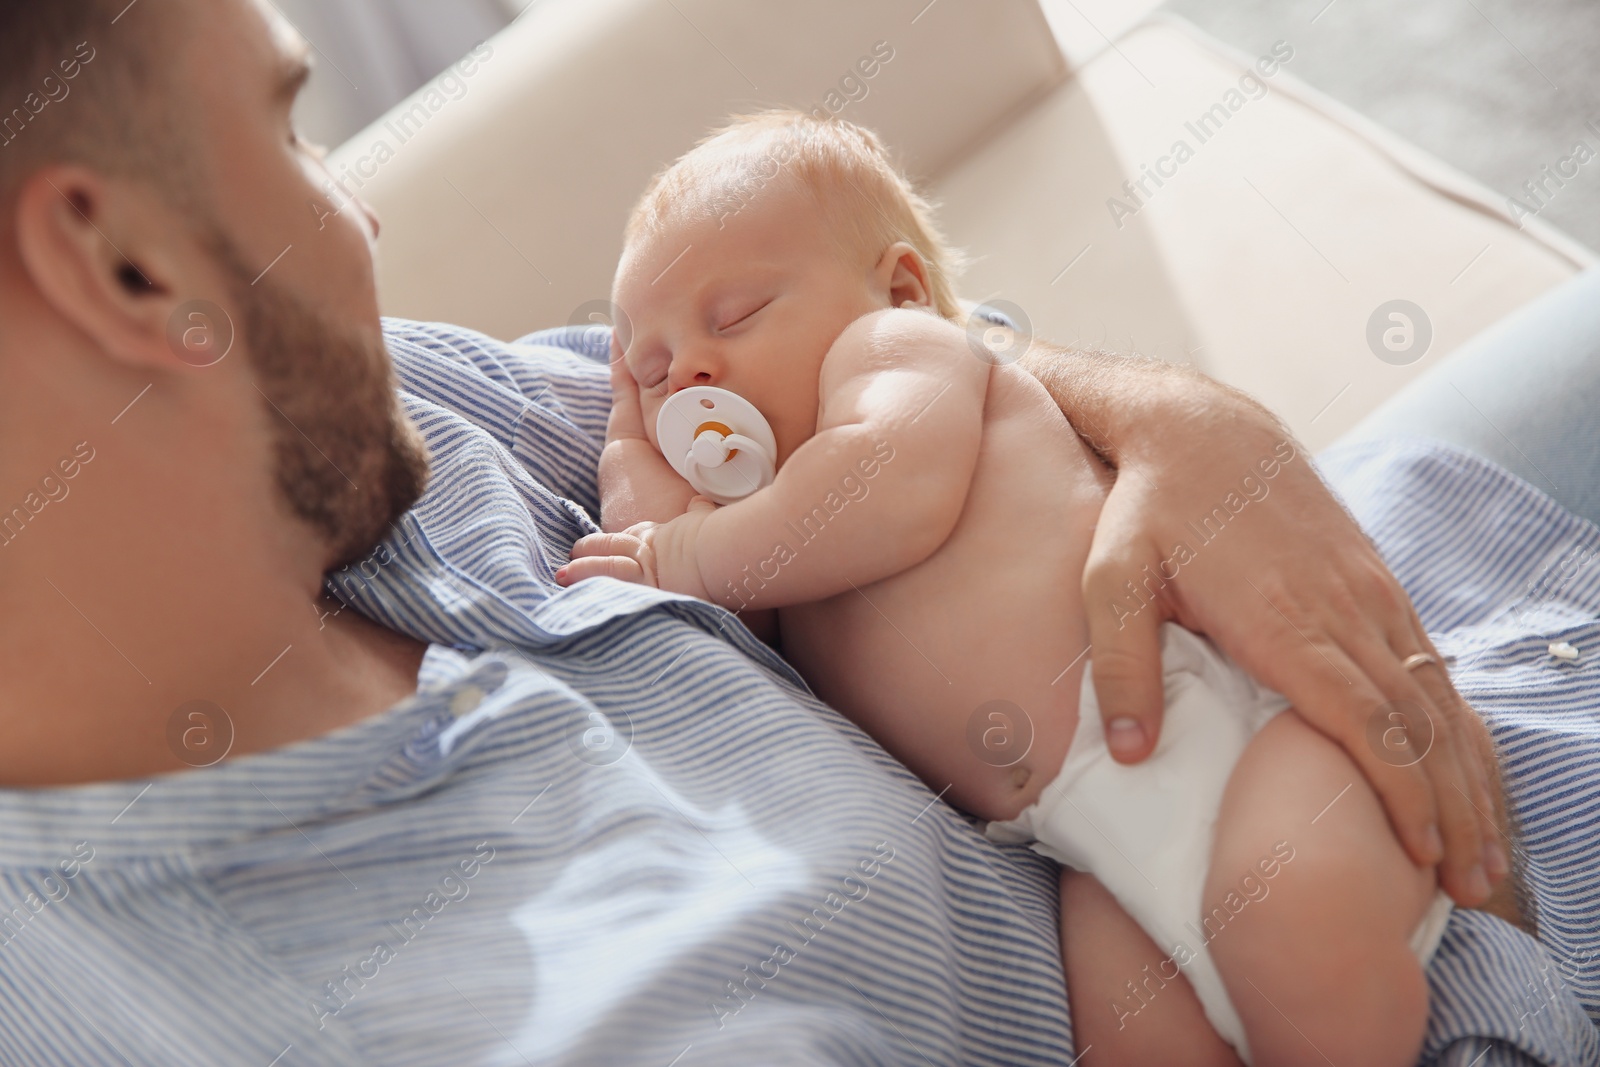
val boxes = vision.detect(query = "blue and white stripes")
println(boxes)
[0,319,1593,1065]
[1318,440,1600,1066]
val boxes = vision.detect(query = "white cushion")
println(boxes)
[329,0,1065,341]
[332,2,1590,448]
[930,17,1589,447]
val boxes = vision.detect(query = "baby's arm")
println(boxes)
[688,307,987,607]
[667,307,987,609]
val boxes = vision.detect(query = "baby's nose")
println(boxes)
[668,350,721,390]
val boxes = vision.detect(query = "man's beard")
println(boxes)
[215,240,431,572]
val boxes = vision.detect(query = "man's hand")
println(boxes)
[1021,344,1506,908]
[558,497,717,598]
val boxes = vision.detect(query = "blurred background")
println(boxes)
[280,0,537,149]
[1164,0,1600,251]
[300,0,1596,450]
[290,0,1599,249]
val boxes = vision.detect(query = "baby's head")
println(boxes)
[612,110,963,465]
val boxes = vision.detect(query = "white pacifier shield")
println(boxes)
[656,386,778,505]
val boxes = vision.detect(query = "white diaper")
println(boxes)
[985,623,1453,1063]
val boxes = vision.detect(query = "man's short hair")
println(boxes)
[0,1,181,200]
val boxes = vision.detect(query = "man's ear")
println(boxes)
[873,241,932,310]
[13,165,197,370]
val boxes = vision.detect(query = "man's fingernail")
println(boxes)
[1486,840,1510,878]
[1106,717,1145,756]
[1423,824,1444,859]
[1466,864,1490,902]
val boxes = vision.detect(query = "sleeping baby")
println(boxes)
[556,110,1460,1065]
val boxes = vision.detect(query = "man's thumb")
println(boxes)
[1082,559,1167,763]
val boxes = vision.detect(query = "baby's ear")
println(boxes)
[876,241,931,310]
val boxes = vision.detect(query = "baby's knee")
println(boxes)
[1222,934,1428,1067]
[1214,711,1438,936]
[1208,841,1433,1062]
[1207,712,1436,1064]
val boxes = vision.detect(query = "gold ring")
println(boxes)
[1400,652,1440,672]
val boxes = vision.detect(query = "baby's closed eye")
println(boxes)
[715,298,772,333]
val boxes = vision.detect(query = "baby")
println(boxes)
[557,111,1453,1065]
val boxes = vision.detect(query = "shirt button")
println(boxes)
[450,685,485,718]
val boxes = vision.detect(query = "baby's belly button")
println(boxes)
[968,764,1042,823]
[1007,765,1034,798]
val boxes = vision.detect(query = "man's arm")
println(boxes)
[1019,342,1506,908]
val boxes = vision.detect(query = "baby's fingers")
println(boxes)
[559,532,656,587]
[556,554,650,586]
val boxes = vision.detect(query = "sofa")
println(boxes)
[326,0,1594,451]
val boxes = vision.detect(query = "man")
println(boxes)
[0,0,1530,1062]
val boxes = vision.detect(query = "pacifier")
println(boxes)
[655,386,778,505]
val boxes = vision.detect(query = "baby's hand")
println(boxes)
[605,338,650,446]
[597,338,703,531]
[557,496,717,599]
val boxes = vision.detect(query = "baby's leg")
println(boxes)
[1059,868,1243,1066]
[1206,711,1437,1066]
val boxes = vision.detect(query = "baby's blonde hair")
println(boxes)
[623,110,966,320]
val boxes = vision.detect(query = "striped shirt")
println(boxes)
[0,318,1593,1066]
